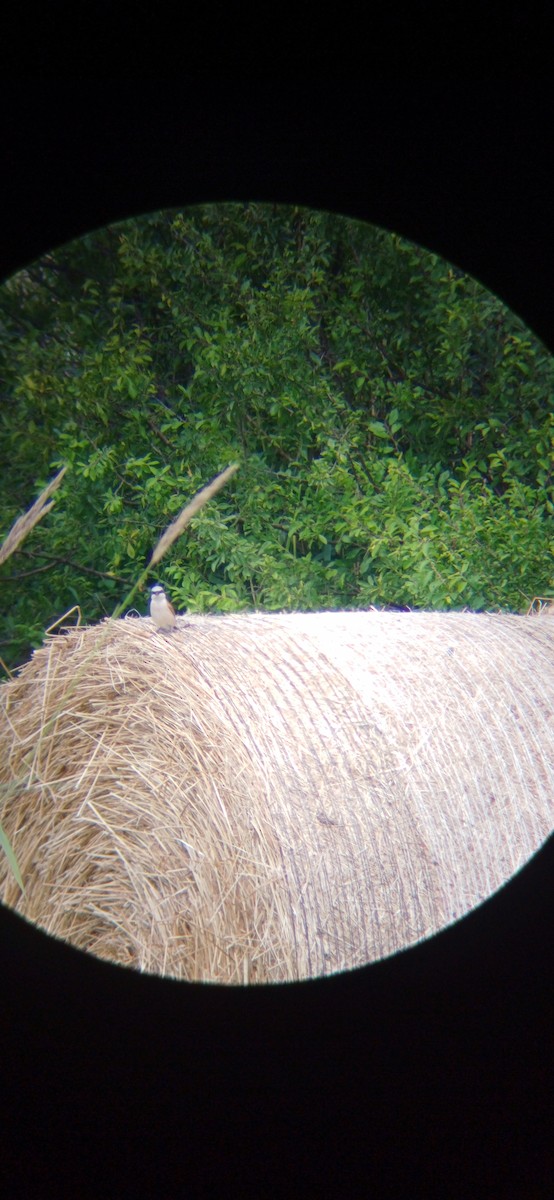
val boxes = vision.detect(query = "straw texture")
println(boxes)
[1,610,553,983]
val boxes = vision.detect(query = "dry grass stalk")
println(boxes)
[0,466,67,566]
[527,596,554,616]
[149,463,239,568]
[1,610,553,984]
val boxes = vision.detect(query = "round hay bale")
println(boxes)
[1,611,553,984]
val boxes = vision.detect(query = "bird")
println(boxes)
[149,583,177,631]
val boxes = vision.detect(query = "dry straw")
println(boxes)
[1,609,553,984]
[0,466,67,887]
[0,463,239,892]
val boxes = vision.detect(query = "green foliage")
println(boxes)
[1,202,553,671]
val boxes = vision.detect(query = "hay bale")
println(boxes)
[1,611,553,983]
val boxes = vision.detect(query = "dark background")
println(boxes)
[1,82,553,1197]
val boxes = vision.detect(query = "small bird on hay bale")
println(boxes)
[149,583,177,632]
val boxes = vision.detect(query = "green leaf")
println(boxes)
[0,821,25,893]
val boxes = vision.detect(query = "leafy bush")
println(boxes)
[1,203,553,672]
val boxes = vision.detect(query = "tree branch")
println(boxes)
[9,550,130,585]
